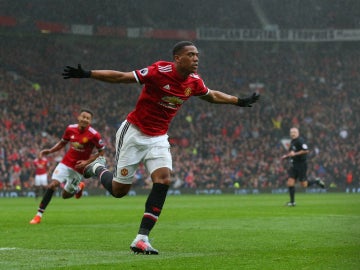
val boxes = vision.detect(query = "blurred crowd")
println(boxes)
[0,34,359,191]
[2,0,360,29]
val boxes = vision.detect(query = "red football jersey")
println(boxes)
[34,157,48,175]
[61,124,105,173]
[127,61,209,136]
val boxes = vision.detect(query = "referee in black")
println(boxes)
[281,127,325,206]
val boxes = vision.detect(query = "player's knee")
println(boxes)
[151,168,171,185]
[157,178,171,185]
[48,180,60,191]
[301,181,308,188]
[112,190,128,198]
[61,191,73,199]
[287,178,295,187]
[111,182,131,198]
[152,176,171,185]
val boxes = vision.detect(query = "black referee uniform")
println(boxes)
[288,136,308,182]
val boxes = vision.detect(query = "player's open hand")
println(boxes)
[237,92,260,107]
[75,160,87,170]
[62,64,91,79]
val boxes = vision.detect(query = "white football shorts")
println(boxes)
[34,173,48,186]
[51,163,83,193]
[113,120,172,184]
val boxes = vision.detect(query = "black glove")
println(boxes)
[237,92,260,107]
[62,64,91,79]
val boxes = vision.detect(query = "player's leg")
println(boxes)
[130,142,172,255]
[34,185,40,199]
[306,178,325,188]
[83,120,134,197]
[286,177,296,206]
[30,163,77,224]
[29,178,60,224]
[130,167,170,255]
[36,174,48,198]
[286,165,297,206]
[62,169,84,199]
[83,154,133,198]
[41,174,49,197]
[34,174,42,198]
[300,181,308,188]
[34,176,39,198]
[299,163,324,190]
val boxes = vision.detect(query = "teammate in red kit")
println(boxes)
[29,109,105,224]
[33,154,49,198]
[63,41,260,254]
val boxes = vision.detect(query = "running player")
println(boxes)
[33,154,49,198]
[29,109,105,224]
[282,127,325,206]
[63,41,260,254]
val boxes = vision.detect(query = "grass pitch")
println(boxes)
[0,193,359,269]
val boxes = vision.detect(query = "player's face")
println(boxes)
[290,128,299,139]
[175,45,199,75]
[78,111,92,129]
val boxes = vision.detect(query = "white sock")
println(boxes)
[135,234,148,242]
[92,163,103,173]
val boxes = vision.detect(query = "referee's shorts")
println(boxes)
[288,162,307,181]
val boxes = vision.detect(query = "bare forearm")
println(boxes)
[201,90,238,105]
[41,141,66,156]
[287,150,309,157]
[75,150,105,169]
[88,150,104,163]
[90,70,136,83]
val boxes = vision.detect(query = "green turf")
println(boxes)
[0,193,359,269]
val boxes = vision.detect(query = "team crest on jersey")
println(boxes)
[121,168,128,176]
[82,137,89,143]
[184,87,192,96]
[140,68,149,76]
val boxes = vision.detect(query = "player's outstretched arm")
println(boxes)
[236,92,260,107]
[40,140,67,157]
[62,64,136,84]
[63,64,91,78]
[201,90,260,107]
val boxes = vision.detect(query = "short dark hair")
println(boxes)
[172,41,195,56]
[81,108,93,117]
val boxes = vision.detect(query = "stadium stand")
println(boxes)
[0,1,359,192]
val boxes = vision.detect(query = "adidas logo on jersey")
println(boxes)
[158,65,172,73]
[163,84,170,90]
